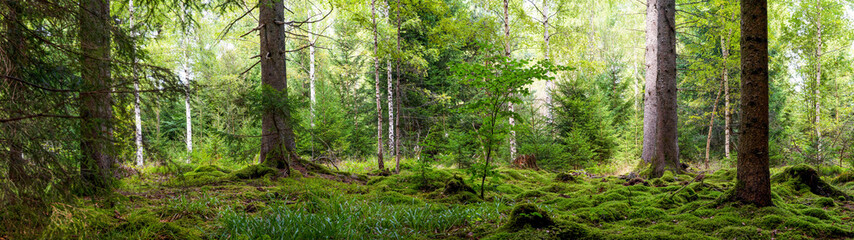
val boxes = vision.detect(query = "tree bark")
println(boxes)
[372,0,385,169]
[722,32,732,160]
[130,0,144,167]
[735,0,772,207]
[309,7,316,129]
[181,5,193,163]
[504,0,517,160]
[79,0,115,191]
[815,2,822,163]
[4,0,27,185]
[387,59,394,155]
[543,0,553,126]
[641,0,680,178]
[394,0,402,173]
[705,82,723,169]
[259,0,296,173]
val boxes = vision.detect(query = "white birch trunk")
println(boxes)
[309,7,316,129]
[504,0,517,160]
[130,0,144,167]
[373,0,385,168]
[815,3,822,161]
[387,59,394,155]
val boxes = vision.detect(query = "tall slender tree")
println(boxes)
[372,0,385,170]
[735,0,772,207]
[641,0,680,178]
[4,0,26,185]
[504,0,517,160]
[387,59,394,155]
[130,0,144,167]
[79,0,115,191]
[181,4,193,163]
[259,0,297,173]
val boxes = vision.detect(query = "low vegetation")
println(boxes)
[6,161,850,239]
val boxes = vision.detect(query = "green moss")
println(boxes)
[497,184,524,194]
[814,197,835,207]
[516,190,548,201]
[581,201,629,223]
[376,191,423,205]
[540,183,570,193]
[629,207,666,220]
[771,164,852,200]
[441,191,482,204]
[555,172,577,183]
[707,168,736,182]
[193,165,229,173]
[754,214,785,229]
[550,198,593,210]
[801,208,831,220]
[230,164,278,179]
[715,226,770,240]
[501,203,554,231]
[660,170,675,182]
[650,178,665,187]
[832,171,854,185]
[443,175,476,195]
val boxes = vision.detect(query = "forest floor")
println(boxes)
[18,160,854,239]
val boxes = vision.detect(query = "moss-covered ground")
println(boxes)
[8,162,854,239]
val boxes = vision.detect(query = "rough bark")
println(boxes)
[641,0,680,178]
[372,0,385,169]
[5,0,27,185]
[259,0,296,174]
[131,0,144,167]
[735,0,772,207]
[722,33,731,159]
[79,0,115,191]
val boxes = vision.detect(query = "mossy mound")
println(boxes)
[831,171,854,185]
[230,164,278,179]
[555,172,577,183]
[443,175,476,195]
[501,204,554,231]
[814,197,835,207]
[770,164,851,200]
[193,165,230,173]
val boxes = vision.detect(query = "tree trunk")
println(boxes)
[5,0,27,185]
[79,0,115,191]
[259,0,296,174]
[504,0,517,160]
[131,0,144,167]
[735,0,772,207]
[722,33,732,160]
[182,5,193,163]
[309,7,316,129]
[387,59,394,155]
[543,0,553,126]
[372,0,385,169]
[815,3,822,163]
[394,0,402,173]
[641,0,680,178]
[705,82,723,169]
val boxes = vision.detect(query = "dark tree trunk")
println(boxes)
[641,0,680,178]
[79,0,115,192]
[259,0,296,174]
[735,0,772,207]
[4,0,27,185]
[394,0,402,173]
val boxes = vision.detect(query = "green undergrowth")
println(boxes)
[18,163,854,239]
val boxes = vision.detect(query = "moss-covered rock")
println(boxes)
[814,197,835,207]
[555,172,577,183]
[832,171,854,185]
[771,164,851,200]
[230,164,278,179]
[443,175,476,195]
[800,208,831,220]
[502,203,554,231]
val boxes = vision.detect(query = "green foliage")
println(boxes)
[230,164,278,179]
[501,204,554,231]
